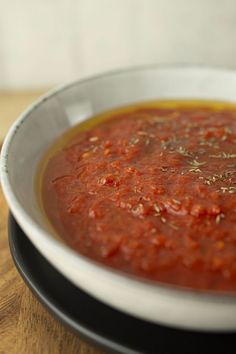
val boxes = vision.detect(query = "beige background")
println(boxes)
[1,0,236,89]
[1,0,236,137]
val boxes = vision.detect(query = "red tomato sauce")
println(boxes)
[41,101,236,292]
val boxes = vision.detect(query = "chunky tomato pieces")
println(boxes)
[42,103,236,292]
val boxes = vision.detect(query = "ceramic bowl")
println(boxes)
[1,65,236,331]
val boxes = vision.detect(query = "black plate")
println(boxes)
[8,214,236,354]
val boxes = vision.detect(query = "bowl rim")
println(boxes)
[1,63,236,306]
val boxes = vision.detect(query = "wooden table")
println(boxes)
[0,92,102,354]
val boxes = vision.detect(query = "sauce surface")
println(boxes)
[41,101,236,292]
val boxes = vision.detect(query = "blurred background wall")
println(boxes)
[1,0,236,89]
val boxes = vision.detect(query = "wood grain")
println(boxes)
[0,92,103,354]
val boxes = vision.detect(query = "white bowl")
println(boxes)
[1,65,236,332]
